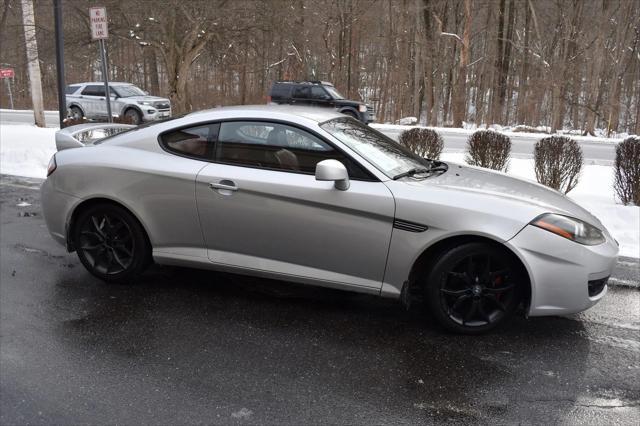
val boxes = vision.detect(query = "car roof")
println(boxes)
[185,105,346,123]
[69,82,134,87]
[274,80,334,86]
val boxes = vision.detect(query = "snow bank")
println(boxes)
[441,153,639,258]
[0,123,637,258]
[0,124,57,178]
[372,123,625,145]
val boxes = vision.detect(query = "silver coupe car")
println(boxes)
[41,106,618,333]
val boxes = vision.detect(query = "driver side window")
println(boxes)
[216,121,372,179]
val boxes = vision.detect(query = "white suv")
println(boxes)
[66,82,171,124]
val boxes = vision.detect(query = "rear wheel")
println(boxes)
[73,203,151,283]
[69,106,83,120]
[124,108,142,125]
[423,242,522,334]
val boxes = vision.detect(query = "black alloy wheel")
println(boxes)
[74,204,150,283]
[425,243,522,334]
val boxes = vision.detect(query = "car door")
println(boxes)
[91,85,108,118]
[79,85,101,118]
[310,86,334,109]
[195,120,395,290]
[291,86,311,106]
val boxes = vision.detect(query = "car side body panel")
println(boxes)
[47,145,207,253]
[196,162,395,290]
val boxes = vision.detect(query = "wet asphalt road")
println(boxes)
[1,176,639,425]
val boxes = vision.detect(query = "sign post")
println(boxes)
[89,6,112,123]
[54,0,66,127]
[0,68,15,109]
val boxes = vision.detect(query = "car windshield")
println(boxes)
[324,86,344,100]
[320,118,434,179]
[113,85,146,98]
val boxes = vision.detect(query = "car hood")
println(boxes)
[334,99,364,107]
[384,162,606,242]
[124,95,170,103]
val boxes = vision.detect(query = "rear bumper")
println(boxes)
[40,178,80,249]
[507,225,618,317]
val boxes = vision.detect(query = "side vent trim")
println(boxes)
[393,219,428,233]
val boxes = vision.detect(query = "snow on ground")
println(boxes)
[0,123,638,258]
[372,123,625,145]
[0,124,57,178]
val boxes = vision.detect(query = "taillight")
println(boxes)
[47,155,57,177]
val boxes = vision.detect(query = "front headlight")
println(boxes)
[138,101,152,106]
[531,213,605,245]
[358,104,367,113]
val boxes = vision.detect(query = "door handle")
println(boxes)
[209,181,238,192]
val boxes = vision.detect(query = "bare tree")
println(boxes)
[20,0,44,126]
[1,0,638,135]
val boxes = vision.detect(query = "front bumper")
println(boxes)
[142,107,172,122]
[359,110,375,123]
[507,225,618,317]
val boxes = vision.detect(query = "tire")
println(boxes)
[73,203,151,284]
[423,242,522,334]
[124,108,143,125]
[69,106,83,120]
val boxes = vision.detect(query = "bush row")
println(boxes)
[397,127,639,205]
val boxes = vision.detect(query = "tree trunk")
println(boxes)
[145,48,160,95]
[500,0,515,123]
[21,0,45,127]
[584,0,609,136]
[489,0,505,124]
[516,2,530,124]
[452,0,471,128]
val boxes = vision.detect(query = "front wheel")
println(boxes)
[124,108,143,125]
[423,243,523,334]
[73,203,151,283]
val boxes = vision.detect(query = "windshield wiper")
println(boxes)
[392,167,431,180]
[392,161,449,180]
[428,161,449,173]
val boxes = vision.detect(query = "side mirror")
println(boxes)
[144,91,149,95]
[315,159,350,191]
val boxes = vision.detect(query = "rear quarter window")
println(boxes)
[65,85,80,95]
[159,123,219,160]
[81,85,105,96]
[270,84,292,99]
